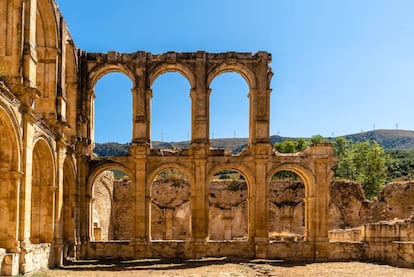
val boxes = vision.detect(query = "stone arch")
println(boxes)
[0,104,21,250]
[207,163,255,189]
[147,163,194,190]
[207,164,253,241]
[35,0,59,113]
[148,63,196,89]
[63,156,77,244]
[87,162,135,197]
[65,42,79,135]
[267,163,316,241]
[207,63,257,90]
[267,163,315,197]
[31,137,56,244]
[148,164,193,240]
[36,0,59,48]
[88,64,137,91]
[87,162,135,241]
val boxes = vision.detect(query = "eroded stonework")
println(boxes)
[0,0,413,275]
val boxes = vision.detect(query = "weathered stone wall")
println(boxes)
[112,179,134,240]
[208,179,248,240]
[151,178,191,240]
[92,172,114,241]
[269,180,305,239]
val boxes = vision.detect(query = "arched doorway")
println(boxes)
[0,107,20,250]
[63,157,77,257]
[90,168,133,241]
[150,168,191,240]
[208,169,248,241]
[31,139,55,244]
[268,170,306,241]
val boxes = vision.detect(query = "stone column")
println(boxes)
[0,171,23,252]
[253,159,269,258]
[53,140,66,267]
[76,146,90,259]
[132,148,148,258]
[191,51,209,147]
[22,0,37,88]
[132,84,150,145]
[18,108,36,273]
[249,52,272,148]
[191,158,207,258]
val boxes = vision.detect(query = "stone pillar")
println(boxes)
[19,108,36,273]
[165,209,173,240]
[223,209,233,240]
[191,51,209,147]
[132,147,148,257]
[249,52,272,148]
[76,147,90,259]
[253,158,269,258]
[22,0,37,88]
[53,140,66,267]
[191,157,207,258]
[0,171,23,253]
[132,84,150,144]
[305,144,336,260]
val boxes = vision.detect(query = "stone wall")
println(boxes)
[112,178,134,240]
[208,179,248,240]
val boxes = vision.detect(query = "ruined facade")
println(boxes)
[0,0,412,275]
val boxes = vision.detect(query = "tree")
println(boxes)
[333,138,389,200]
[274,138,310,153]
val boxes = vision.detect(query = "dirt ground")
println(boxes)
[40,259,414,277]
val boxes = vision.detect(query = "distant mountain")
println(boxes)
[344,129,414,150]
[93,129,414,157]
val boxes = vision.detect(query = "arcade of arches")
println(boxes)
[0,0,412,275]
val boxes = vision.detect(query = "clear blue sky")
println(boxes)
[56,0,414,143]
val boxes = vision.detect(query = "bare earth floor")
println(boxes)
[42,259,414,277]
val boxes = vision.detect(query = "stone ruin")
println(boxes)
[0,0,413,275]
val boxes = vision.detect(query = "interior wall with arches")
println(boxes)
[31,139,55,244]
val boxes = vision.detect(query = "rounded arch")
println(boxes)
[0,103,22,250]
[267,163,315,197]
[88,64,136,91]
[147,163,194,191]
[207,63,257,89]
[148,63,196,89]
[87,162,135,197]
[0,104,21,171]
[63,156,77,243]
[207,163,255,190]
[31,137,56,244]
[36,0,59,48]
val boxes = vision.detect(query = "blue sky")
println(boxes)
[56,0,414,143]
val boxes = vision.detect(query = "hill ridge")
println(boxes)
[93,129,414,156]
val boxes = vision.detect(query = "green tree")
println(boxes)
[274,138,309,153]
[333,138,389,200]
[310,135,326,144]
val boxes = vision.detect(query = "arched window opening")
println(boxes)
[91,169,133,241]
[208,169,248,241]
[31,140,54,244]
[269,170,305,242]
[150,169,191,240]
[93,72,133,153]
[63,157,77,257]
[210,73,249,145]
[35,0,58,116]
[0,109,19,249]
[151,72,191,149]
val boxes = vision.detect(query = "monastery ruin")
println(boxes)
[0,0,413,275]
